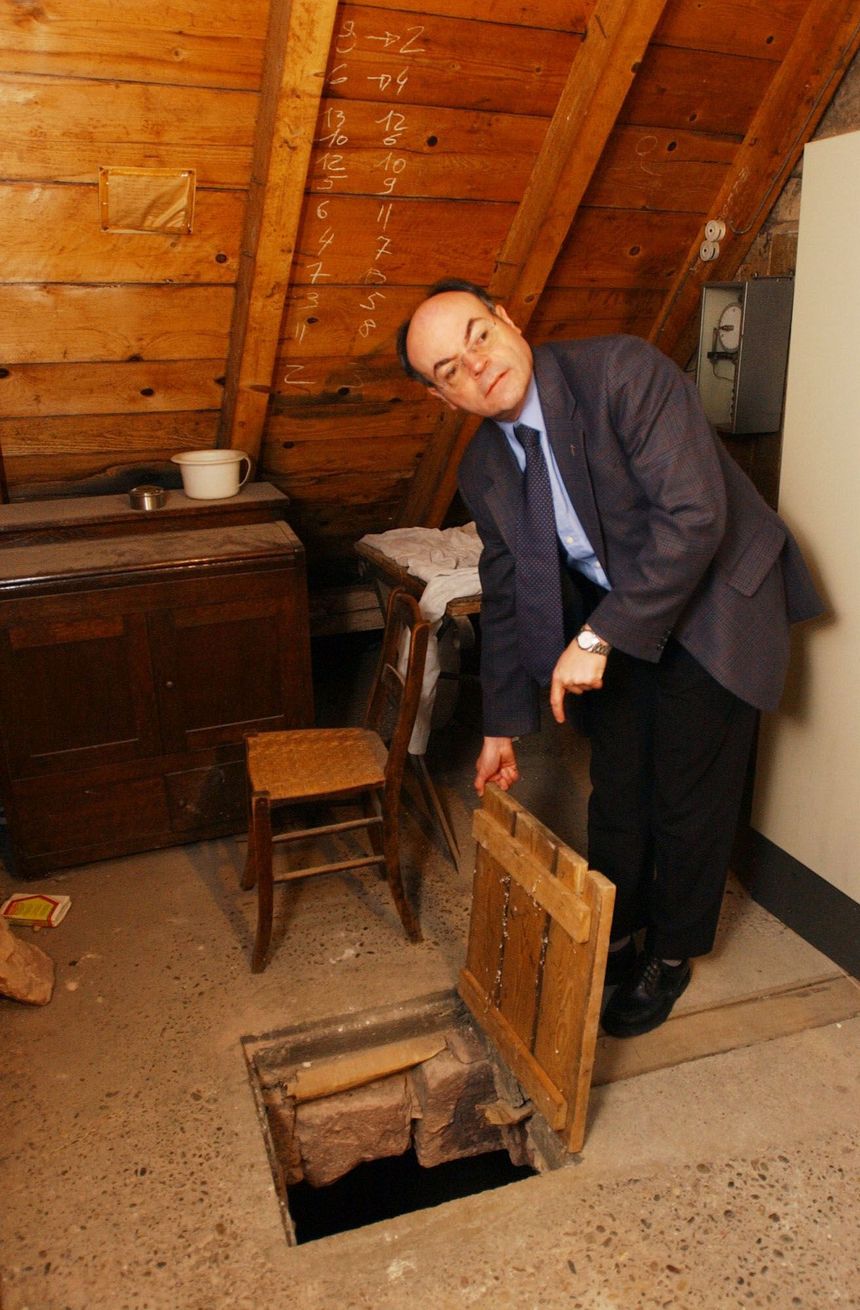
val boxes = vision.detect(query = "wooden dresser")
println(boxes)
[0,485,313,877]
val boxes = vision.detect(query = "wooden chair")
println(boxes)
[241,588,430,972]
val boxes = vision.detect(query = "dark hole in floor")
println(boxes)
[287,1145,536,1243]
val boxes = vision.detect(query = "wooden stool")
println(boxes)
[241,589,429,971]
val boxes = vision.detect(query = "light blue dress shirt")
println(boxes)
[497,376,611,590]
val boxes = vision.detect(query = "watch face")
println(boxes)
[578,630,608,654]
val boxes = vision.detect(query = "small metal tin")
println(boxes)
[129,484,167,511]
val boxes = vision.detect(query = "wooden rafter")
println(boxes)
[397,0,670,528]
[650,0,860,365]
[219,0,340,461]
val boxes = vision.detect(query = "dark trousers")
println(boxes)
[564,568,758,960]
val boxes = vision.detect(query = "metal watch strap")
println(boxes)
[576,628,612,656]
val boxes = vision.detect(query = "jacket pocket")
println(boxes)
[723,517,786,597]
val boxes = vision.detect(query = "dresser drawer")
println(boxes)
[10,774,170,861]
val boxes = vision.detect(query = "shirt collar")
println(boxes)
[496,375,546,445]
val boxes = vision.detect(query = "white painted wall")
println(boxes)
[752,130,860,904]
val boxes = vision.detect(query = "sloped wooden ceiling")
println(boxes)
[1,0,858,583]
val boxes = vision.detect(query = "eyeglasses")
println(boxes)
[434,317,498,391]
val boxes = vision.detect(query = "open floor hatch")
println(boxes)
[242,785,615,1243]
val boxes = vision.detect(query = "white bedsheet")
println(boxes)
[358,524,482,752]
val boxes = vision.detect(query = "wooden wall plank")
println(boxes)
[266,404,434,443]
[528,287,666,339]
[0,0,268,90]
[0,362,225,419]
[651,0,860,363]
[2,457,199,499]
[618,46,777,138]
[551,208,704,288]
[323,6,582,117]
[280,286,430,356]
[3,446,201,479]
[292,196,515,288]
[0,286,234,365]
[0,413,219,458]
[1,410,220,497]
[0,184,243,284]
[307,99,548,203]
[654,0,808,61]
[283,489,411,560]
[263,434,425,476]
[0,73,255,187]
[219,0,340,461]
[582,125,736,213]
[272,354,419,406]
[260,413,433,551]
[358,0,591,26]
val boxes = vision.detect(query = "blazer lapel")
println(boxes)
[476,424,522,556]
[534,347,607,566]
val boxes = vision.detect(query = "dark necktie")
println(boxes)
[514,424,565,685]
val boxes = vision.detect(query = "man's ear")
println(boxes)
[428,387,459,412]
[494,304,522,336]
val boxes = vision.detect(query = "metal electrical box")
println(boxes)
[695,277,795,434]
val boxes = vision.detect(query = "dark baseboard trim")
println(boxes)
[736,828,860,977]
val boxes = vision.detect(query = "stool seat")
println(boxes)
[247,728,387,802]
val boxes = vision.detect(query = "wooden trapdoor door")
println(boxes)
[458,783,615,1154]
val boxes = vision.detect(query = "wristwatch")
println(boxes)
[575,627,612,656]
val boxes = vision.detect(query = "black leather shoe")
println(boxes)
[603,938,638,987]
[601,952,691,1037]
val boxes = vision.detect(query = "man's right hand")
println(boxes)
[474,736,520,796]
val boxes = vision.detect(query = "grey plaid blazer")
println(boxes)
[458,335,823,736]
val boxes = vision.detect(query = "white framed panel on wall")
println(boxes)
[752,130,860,905]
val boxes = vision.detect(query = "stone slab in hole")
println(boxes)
[445,1020,494,1065]
[293,1074,412,1187]
[410,1047,505,1168]
[0,917,55,1006]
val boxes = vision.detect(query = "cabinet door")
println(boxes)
[0,612,160,778]
[150,590,312,755]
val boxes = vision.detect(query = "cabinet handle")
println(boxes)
[165,680,175,689]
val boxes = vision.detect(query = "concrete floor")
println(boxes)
[1,650,858,1310]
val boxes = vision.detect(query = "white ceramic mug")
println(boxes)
[171,449,252,500]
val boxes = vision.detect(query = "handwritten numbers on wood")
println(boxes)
[301,16,430,357]
[377,110,407,147]
[336,19,357,55]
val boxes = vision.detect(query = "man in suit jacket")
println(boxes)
[397,279,822,1037]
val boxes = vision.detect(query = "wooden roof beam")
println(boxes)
[219,0,340,461]
[398,0,670,528]
[650,0,860,366]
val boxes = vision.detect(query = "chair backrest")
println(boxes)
[364,588,429,791]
